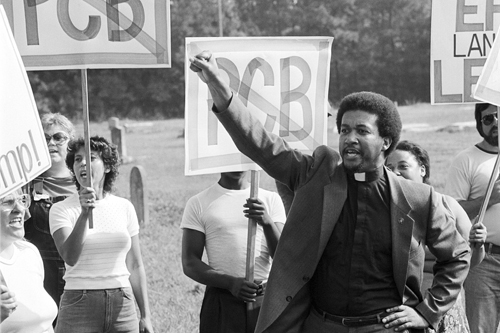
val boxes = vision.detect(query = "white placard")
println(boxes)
[0,6,50,197]
[431,0,500,104]
[474,25,500,106]
[0,0,171,70]
[185,37,333,176]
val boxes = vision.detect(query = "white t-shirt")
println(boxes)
[445,145,500,245]
[0,241,57,333]
[49,193,139,290]
[180,184,286,282]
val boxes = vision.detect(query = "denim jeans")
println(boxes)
[464,252,500,333]
[55,288,139,333]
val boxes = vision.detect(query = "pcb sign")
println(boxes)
[185,37,333,176]
[431,0,500,104]
[0,6,50,197]
[0,0,170,69]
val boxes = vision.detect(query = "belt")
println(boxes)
[486,242,500,255]
[313,305,387,327]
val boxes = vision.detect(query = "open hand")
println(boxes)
[382,305,429,332]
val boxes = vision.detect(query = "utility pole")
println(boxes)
[218,0,223,37]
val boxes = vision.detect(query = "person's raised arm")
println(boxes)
[189,51,232,112]
[181,229,259,302]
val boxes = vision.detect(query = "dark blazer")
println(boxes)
[215,96,471,333]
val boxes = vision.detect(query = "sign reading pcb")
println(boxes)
[0,0,170,69]
[184,37,333,176]
[431,0,500,104]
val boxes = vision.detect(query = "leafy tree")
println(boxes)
[28,0,432,121]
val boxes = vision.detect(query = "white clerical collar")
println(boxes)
[349,166,384,183]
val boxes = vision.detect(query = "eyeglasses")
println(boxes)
[0,194,30,211]
[481,114,498,126]
[45,132,69,146]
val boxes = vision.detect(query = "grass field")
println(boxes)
[74,102,481,332]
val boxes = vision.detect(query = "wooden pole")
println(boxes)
[475,106,500,226]
[245,170,259,332]
[81,69,94,228]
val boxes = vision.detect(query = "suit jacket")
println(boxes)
[215,96,471,333]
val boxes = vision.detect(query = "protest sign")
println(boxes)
[431,0,500,104]
[185,37,333,176]
[0,0,170,69]
[474,25,500,106]
[0,6,50,198]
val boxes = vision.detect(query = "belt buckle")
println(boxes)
[341,318,347,326]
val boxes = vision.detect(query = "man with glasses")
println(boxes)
[445,103,499,333]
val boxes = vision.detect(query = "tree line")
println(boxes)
[28,0,431,121]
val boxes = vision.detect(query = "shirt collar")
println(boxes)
[347,165,385,183]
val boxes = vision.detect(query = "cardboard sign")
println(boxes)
[0,0,170,70]
[185,37,333,176]
[0,6,50,197]
[474,25,500,106]
[431,0,500,104]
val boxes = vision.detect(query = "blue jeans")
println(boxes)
[55,288,139,333]
[464,253,500,333]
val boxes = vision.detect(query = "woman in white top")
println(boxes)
[50,136,154,333]
[0,189,58,333]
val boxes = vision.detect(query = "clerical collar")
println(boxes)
[347,166,384,183]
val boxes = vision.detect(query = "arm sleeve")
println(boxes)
[180,196,205,234]
[126,199,140,237]
[49,201,73,235]
[416,190,471,328]
[444,154,471,201]
[269,192,287,224]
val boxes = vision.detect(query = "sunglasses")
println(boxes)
[45,132,69,146]
[0,194,30,211]
[481,114,498,126]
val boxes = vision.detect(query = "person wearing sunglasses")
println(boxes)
[24,113,77,325]
[445,103,500,333]
[0,190,58,333]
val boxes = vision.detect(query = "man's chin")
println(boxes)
[485,136,499,146]
[344,162,363,173]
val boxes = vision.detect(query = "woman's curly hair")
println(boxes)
[65,136,120,193]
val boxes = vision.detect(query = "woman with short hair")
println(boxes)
[24,112,77,316]
[50,136,154,333]
[1,189,58,333]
